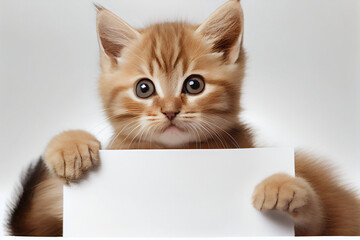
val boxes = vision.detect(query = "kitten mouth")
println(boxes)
[156,123,190,147]
[163,124,185,133]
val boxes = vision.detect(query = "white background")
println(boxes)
[0,0,359,236]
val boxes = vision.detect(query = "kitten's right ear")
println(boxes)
[96,6,140,63]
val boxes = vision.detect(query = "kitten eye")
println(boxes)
[184,75,205,95]
[136,79,155,98]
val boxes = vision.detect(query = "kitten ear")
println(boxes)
[196,0,244,64]
[96,6,140,61]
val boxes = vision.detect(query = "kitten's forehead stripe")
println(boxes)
[173,48,182,70]
[182,54,189,76]
[148,57,154,76]
[144,23,192,77]
[172,36,183,70]
[153,46,164,73]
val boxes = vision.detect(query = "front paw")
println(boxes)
[252,174,315,217]
[43,130,101,181]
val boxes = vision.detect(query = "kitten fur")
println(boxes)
[7,0,360,236]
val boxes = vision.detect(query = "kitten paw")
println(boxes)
[252,173,315,217]
[43,130,101,181]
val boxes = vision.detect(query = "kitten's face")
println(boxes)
[97,1,245,147]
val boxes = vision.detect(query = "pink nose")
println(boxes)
[162,111,179,121]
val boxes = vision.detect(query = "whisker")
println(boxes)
[191,122,212,148]
[195,121,220,148]
[137,124,151,148]
[119,123,143,149]
[149,124,161,148]
[108,121,138,148]
[128,124,146,149]
[199,120,226,148]
[142,124,157,148]
[202,117,240,148]
[88,114,120,133]
[188,124,200,149]
[190,122,204,149]
[184,124,198,149]
[201,118,240,148]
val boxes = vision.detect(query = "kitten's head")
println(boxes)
[97,0,246,147]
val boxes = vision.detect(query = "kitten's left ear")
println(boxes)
[196,0,244,64]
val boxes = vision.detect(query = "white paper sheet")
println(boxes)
[63,148,295,237]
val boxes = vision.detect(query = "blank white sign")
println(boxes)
[63,148,295,237]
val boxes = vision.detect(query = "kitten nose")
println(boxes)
[162,111,179,121]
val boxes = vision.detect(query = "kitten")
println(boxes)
[7,0,360,236]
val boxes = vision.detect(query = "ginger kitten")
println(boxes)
[7,0,360,236]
